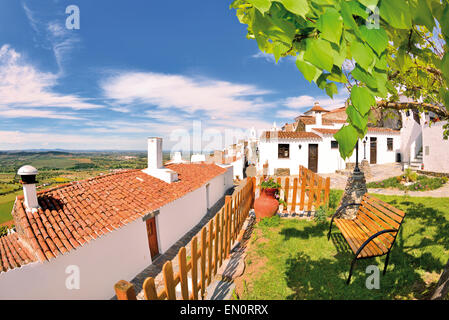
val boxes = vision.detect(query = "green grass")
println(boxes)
[0,192,19,224]
[239,194,449,300]
[367,175,448,191]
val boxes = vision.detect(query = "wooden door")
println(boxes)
[370,137,377,164]
[146,217,159,259]
[308,144,318,173]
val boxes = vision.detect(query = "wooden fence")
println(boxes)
[252,165,330,213]
[114,177,255,300]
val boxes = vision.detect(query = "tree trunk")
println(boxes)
[431,258,449,300]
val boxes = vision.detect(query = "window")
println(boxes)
[331,140,339,149]
[278,144,290,159]
[387,138,393,151]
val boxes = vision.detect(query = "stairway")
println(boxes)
[410,149,423,171]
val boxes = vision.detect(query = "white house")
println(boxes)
[0,138,233,299]
[258,102,401,175]
[400,109,449,173]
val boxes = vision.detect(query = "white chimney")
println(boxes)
[316,112,323,126]
[18,165,40,210]
[142,137,178,183]
[147,137,163,169]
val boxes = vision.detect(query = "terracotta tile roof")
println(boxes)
[0,233,37,272]
[367,127,401,134]
[326,106,347,114]
[295,116,342,125]
[313,128,340,135]
[11,163,227,265]
[262,131,322,140]
[306,104,330,113]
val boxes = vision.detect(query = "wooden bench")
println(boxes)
[328,194,406,284]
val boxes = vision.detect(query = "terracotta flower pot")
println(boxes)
[254,188,279,222]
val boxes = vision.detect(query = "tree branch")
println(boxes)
[376,101,449,120]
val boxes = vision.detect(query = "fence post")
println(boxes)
[191,236,199,300]
[143,277,158,300]
[207,220,213,285]
[200,227,207,298]
[114,280,137,300]
[179,247,189,300]
[163,261,176,300]
[324,177,330,204]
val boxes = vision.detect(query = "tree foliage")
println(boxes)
[230,0,449,158]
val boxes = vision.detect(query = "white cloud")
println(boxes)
[0,130,147,150]
[0,45,103,110]
[101,71,271,119]
[0,106,83,120]
[277,89,349,120]
[251,52,296,64]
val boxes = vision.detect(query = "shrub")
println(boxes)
[328,189,342,209]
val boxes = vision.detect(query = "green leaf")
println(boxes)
[317,8,343,44]
[273,42,290,62]
[276,0,310,18]
[441,4,449,39]
[359,0,378,11]
[296,52,322,82]
[409,0,435,31]
[325,82,338,98]
[442,52,449,87]
[247,0,272,14]
[379,0,412,29]
[351,40,375,72]
[341,0,360,37]
[440,88,449,112]
[351,65,377,88]
[351,86,375,116]
[334,125,359,159]
[303,38,334,71]
[360,26,388,56]
[346,104,368,132]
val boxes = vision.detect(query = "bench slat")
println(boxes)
[364,194,405,217]
[335,219,386,258]
[353,218,393,253]
[355,213,395,246]
[360,201,401,229]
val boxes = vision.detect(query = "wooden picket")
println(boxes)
[115,177,255,300]
[253,165,330,214]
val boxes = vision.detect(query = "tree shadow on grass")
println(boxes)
[281,199,449,299]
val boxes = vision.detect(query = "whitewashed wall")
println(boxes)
[258,134,400,175]
[400,111,423,162]
[0,219,151,300]
[422,122,449,173]
[156,168,233,253]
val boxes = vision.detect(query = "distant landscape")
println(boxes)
[0,150,174,225]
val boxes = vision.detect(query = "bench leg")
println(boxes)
[347,257,357,285]
[383,252,391,275]
[327,222,333,240]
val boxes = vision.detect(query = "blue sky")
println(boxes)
[0,0,347,151]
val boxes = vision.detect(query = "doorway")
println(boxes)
[370,137,377,164]
[308,144,318,173]
[146,217,159,259]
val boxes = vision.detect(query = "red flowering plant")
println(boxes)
[259,178,286,206]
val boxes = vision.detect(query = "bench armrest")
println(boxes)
[354,229,398,258]
[327,203,361,240]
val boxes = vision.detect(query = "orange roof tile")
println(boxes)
[261,131,322,140]
[295,116,343,125]
[0,233,37,272]
[313,128,340,135]
[10,163,227,266]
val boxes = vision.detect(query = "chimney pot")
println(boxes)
[17,165,39,210]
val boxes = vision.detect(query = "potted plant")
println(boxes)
[254,178,283,221]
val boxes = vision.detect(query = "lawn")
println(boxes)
[235,193,449,300]
[0,192,19,224]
